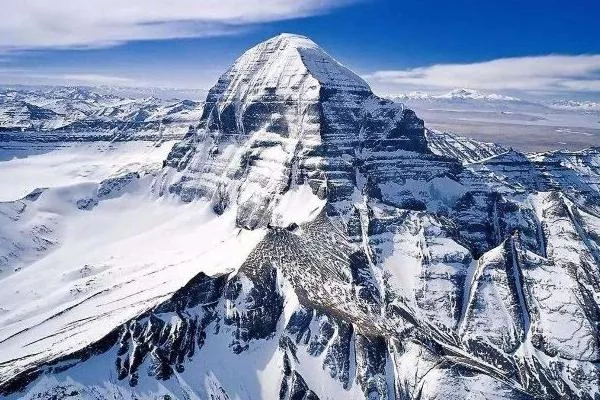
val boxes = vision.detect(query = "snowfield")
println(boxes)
[0,140,176,202]
[1,34,600,400]
[0,180,265,382]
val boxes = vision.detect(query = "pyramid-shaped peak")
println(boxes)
[264,33,315,46]
[210,33,371,101]
[256,33,329,55]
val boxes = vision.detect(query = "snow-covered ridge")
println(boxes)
[208,32,370,108]
[2,34,600,400]
[437,88,521,101]
[549,99,600,113]
[391,88,522,102]
[0,86,204,138]
[425,129,509,164]
[390,88,600,115]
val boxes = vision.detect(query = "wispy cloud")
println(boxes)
[0,68,144,86]
[59,74,136,85]
[364,55,600,94]
[0,0,355,51]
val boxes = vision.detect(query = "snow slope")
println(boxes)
[1,34,600,400]
[0,179,265,383]
[0,141,176,201]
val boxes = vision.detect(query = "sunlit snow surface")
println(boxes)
[2,34,600,400]
[0,140,266,380]
[0,181,265,381]
[0,140,177,202]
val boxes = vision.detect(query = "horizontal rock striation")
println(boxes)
[2,34,600,400]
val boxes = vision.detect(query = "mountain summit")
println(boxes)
[164,33,430,229]
[2,34,600,400]
[207,33,370,99]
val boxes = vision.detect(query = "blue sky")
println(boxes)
[1,0,599,99]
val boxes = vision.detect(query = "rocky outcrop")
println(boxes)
[425,129,508,164]
[2,34,600,400]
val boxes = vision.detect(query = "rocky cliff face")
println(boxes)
[2,34,600,400]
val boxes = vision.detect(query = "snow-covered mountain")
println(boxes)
[1,33,600,400]
[0,86,204,139]
[549,99,600,113]
[391,88,600,115]
[387,89,600,153]
[394,88,522,102]
[388,88,547,115]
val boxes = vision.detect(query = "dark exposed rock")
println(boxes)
[3,34,600,400]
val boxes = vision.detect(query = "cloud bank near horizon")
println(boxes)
[364,55,600,95]
[3,54,600,101]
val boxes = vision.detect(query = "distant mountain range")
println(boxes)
[2,33,600,400]
[0,86,205,140]
[1,83,597,146]
[389,88,600,113]
[393,88,523,102]
[549,99,600,113]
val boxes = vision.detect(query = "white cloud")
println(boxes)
[60,74,135,84]
[0,68,147,87]
[364,55,600,94]
[0,0,354,50]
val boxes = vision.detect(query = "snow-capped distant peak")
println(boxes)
[437,88,521,101]
[396,90,430,100]
[441,88,483,98]
[391,88,521,102]
[549,99,600,113]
